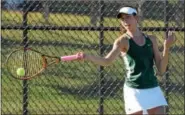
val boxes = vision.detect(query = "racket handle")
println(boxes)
[61,55,78,61]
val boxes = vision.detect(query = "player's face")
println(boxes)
[120,14,138,31]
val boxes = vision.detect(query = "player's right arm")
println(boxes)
[81,35,128,66]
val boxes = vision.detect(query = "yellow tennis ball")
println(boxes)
[16,68,25,76]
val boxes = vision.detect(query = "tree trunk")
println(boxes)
[137,0,145,27]
[42,1,49,23]
[90,1,99,26]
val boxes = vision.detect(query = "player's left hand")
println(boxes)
[164,31,176,50]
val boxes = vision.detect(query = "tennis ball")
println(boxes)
[16,68,25,76]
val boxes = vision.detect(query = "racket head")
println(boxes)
[6,48,60,80]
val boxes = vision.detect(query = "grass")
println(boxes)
[2,10,184,27]
[2,46,184,114]
[1,30,184,49]
[1,10,184,114]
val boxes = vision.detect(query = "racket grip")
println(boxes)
[61,55,78,61]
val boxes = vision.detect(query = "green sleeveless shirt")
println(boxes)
[123,33,158,89]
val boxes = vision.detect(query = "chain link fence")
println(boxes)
[1,0,184,114]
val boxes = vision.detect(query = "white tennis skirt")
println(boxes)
[123,84,168,114]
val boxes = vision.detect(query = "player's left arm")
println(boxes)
[148,31,176,76]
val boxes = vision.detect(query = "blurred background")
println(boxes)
[1,0,184,114]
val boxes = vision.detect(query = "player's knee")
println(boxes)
[147,106,166,115]
[155,106,166,115]
[127,111,143,115]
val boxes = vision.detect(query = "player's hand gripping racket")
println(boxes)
[6,48,84,80]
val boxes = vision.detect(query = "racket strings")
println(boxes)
[6,50,43,79]
[6,48,60,79]
[24,51,43,77]
[7,50,24,78]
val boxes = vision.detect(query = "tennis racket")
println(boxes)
[6,47,84,80]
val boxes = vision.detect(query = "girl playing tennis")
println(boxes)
[77,6,176,115]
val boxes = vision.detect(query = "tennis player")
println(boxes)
[77,6,176,115]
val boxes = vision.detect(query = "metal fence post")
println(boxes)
[22,1,29,115]
[164,0,169,114]
[99,1,105,115]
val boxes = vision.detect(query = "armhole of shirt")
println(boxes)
[143,33,152,45]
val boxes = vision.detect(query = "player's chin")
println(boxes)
[124,25,130,29]
[127,26,135,31]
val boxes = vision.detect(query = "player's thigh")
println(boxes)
[127,111,143,115]
[147,106,166,115]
